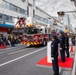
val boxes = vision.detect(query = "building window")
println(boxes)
[10,4,17,12]
[0,13,13,23]
[3,15,13,23]
[27,6,29,16]
[0,13,4,21]
[0,0,27,15]
[17,7,20,13]
[33,9,35,17]
[33,0,35,5]
[35,15,48,23]
[25,10,27,15]
[20,9,25,14]
[4,15,9,22]
[0,0,4,8]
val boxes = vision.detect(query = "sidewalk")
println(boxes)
[60,46,76,75]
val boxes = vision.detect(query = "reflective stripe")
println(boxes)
[27,42,30,45]
[21,42,23,44]
[37,42,39,44]
[31,42,33,45]
[24,42,26,45]
[34,42,36,45]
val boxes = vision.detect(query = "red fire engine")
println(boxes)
[14,17,53,46]
[21,26,51,46]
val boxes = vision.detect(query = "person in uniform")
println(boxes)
[59,31,65,62]
[51,34,59,75]
[65,33,70,57]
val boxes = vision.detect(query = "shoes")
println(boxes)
[53,73,59,75]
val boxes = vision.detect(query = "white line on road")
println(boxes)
[0,44,24,52]
[0,46,26,54]
[9,48,29,54]
[0,47,46,67]
[0,47,14,51]
[4,47,14,50]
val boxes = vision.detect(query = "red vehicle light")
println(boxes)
[23,35,27,40]
[34,35,41,39]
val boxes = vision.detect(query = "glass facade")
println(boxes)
[35,15,48,23]
[27,6,29,16]
[33,9,35,17]
[0,0,27,15]
[0,13,13,23]
[33,0,35,5]
[0,0,49,25]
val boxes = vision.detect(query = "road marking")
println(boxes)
[4,47,14,50]
[9,48,29,54]
[0,45,22,51]
[0,47,46,67]
[0,47,14,51]
[0,50,16,54]
[0,46,26,54]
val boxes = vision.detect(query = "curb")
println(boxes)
[71,48,76,75]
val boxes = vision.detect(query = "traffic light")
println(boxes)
[57,11,65,16]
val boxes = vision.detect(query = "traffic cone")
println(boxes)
[0,44,2,49]
[69,44,73,52]
[3,44,7,48]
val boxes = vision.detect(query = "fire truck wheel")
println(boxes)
[42,39,46,46]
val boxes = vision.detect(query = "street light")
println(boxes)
[57,11,65,16]
[57,10,76,15]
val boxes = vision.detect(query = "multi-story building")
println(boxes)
[0,0,54,35]
[0,0,28,35]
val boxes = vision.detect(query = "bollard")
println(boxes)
[47,41,52,63]
[47,41,61,63]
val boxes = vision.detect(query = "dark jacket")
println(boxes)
[60,35,65,49]
[51,39,59,58]
[65,36,69,46]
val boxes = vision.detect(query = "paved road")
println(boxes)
[0,45,53,75]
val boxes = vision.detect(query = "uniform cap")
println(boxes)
[51,34,57,37]
[59,30,64,34]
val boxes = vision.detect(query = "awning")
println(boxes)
[0,23,14,28]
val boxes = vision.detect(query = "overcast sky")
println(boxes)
[35,0,76,27]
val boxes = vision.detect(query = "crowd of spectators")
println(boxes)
[0,34,22,47]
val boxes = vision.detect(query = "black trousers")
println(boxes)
[65,46,69,57]
[60,49,65,61]
[52,57,59,75]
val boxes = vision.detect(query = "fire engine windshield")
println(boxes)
[24,27,40,34]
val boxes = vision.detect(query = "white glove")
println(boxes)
[51,57,54,60]
[60,48,62,50]
[65,46,67,48]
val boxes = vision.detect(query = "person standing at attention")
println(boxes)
[51,34,59,75]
